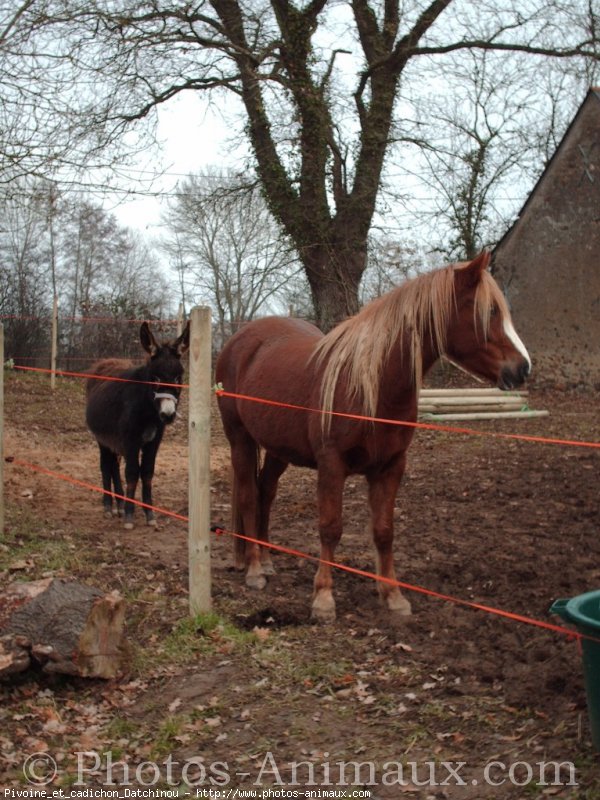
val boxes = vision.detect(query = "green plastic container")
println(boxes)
[550,590,600,751]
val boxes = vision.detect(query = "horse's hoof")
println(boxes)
[311,592,336,623]
[123,520,134,530]
[147,518,157,527]
[111,508,120,518]
[261,560,276,576]
[386,593,412,616]
[246,573,267,590]
[104,510,114,520]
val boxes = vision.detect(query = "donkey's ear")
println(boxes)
[140,321,159,357]
[174,320,190,357]
[456,250,491,286]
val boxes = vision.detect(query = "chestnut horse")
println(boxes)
[86,321,190,529]
[215,252,531,621]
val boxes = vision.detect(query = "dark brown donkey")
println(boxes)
[86,321,190,528]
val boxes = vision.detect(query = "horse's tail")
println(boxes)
[230,444,261,570]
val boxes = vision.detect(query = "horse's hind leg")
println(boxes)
[99,446,119,517]
[367,455,411,616]
[257,453,288,575]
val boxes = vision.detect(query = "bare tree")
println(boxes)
[57,200,173,362]
[397,52,535,259]
[359,237,432,302]
[396,51,600,260]
[162,170,305,347]
[4,1,600,328]
[0,181,54,361]
[0,184,174,364]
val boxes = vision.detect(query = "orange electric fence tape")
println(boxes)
[10,365,600,450]
[13,364,184,389]
[215,389,600,451]
[5,363,599,645]
[209,524,587,645]
[8,457,188,522]
[5,456,594,648]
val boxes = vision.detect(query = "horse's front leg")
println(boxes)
[230,433,264,589]
[312,453,345,623]
[140,432,163,527]
[367,454,411,616]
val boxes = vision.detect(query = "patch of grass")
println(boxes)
[106,716,142,741]
[157,611,255,666]
[0,503,84,577]
[151,715,186,758]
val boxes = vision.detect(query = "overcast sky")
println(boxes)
[110,93,249,233]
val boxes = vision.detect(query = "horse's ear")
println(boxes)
[140,321,159,357]
[174,320,190,357]
[456,250,491,286]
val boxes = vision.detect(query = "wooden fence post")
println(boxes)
[0,323,4,535]
[188,306,212,614]
[50,295,58,390]
[176,303,185,337]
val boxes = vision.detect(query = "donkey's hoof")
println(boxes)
[123,520,134,531]
[246,573,267,590]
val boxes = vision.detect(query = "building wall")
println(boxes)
[493,91,600,388]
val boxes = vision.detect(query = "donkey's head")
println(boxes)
[140,321,190,424]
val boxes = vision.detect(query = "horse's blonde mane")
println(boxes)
[314,263,508,422]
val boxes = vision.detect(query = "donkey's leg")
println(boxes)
[99,446,117,517]
[111,456,124,517]
[256,453,288,575]
[366,454,411,616]
[140,434,163,527]
[123,446,142,530]
[312,453,346,623]
[230,433,264,590]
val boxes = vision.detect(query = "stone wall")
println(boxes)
[493,90,600,388]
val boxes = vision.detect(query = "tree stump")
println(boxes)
[0,578,127,680]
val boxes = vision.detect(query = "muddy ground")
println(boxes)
[1,370,599,798]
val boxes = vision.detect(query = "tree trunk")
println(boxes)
[0,578,127,680]
[304,242,366,332]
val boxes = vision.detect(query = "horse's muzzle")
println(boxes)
[499,360,531,390]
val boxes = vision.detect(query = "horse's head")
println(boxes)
[140,321,190,424]
[445,252,531,390]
